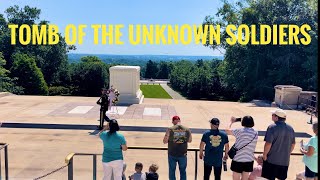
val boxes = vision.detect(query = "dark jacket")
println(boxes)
[146,172,158,180]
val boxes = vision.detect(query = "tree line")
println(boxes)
[0,0,318,102]
[0,6,109,96]
[201,0,318,101]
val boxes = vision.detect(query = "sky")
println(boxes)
[0,0,225,56]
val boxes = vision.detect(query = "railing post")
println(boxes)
[68,157,73,180]
[194,151,198,180]
[4,146,8,180]
[93,155,97,180]
[0,150,2,180]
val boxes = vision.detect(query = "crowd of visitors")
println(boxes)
[98,109,318,180]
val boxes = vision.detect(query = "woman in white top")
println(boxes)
[225,116,258,180]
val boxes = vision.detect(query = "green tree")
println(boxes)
[80,56,102,63]
[144,60,159,78]
[0,52,8,78]
[169,60,193,93]
[70,56,109,96]
[156,61,170,79]
[204,0,318,101]
[10,53,48,95]
[0,52,23,93]
[0,6,72,86]
[0,52,11,91]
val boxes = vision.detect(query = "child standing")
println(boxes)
[249,155,263,180]
[146,164,159,180]
[129,162,146,180]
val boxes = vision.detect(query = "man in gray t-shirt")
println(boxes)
[262,109,295,180]
[163,116,192,180]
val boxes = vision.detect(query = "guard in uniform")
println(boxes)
[96,88,110,129]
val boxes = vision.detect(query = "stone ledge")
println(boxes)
[0,92,13,98]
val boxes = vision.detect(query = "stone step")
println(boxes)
[0,92,12,98]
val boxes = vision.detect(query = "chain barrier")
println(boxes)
[282,102,296,111]
[33,164,68,180]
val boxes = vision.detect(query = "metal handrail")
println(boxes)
[0,143,9,180]
[64,146,304,180]
[0,143,9,151]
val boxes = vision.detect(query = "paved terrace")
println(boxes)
[0,95,317,179]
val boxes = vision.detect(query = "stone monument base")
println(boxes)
[117,90,144,105]
[109,66,144,105]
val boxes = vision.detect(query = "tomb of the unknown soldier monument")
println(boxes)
[109,66,144,105]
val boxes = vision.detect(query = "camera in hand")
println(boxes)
[235,118,241,122]
[223,160,227,171]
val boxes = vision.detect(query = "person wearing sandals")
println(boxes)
[225,116,258,180]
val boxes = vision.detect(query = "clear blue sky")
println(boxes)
[0,0,225,56]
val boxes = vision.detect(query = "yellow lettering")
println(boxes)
[226,25,237,45]
[288,25,300,45]
[193,25,208,45]
[142,25,154,44]
[78,24,87,45]
[65,24,77,45]
[180,24,192,45]
[8,24,18,45]
[129,24,140,45]
[19,24,31,45]
[155,25,167,45]
[260,25,271,45]
[102,25,113,44]
[238,25,250,45]
[272,25,278,45]
[279,25,288,45]
[91,24,101,44]
[48,25,59,44]
[115,24,124,45]
[32,25,47,45]
[250,25,259,45]
[209,25,220,45]
[300,24,311,45]
[168,25,179,44]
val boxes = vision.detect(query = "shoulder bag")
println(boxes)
[228,132,257,159]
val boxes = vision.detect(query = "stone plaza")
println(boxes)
[0,93,317,179]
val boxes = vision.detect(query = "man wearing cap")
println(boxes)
[199,118,229,180]
[163,115,192,180]
[261,109,296,180]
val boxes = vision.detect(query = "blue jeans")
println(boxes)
[168,155,187,180]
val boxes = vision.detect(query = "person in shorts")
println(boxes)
[299,121,318,180]
[225,116,258,180]
[261,109,296,180]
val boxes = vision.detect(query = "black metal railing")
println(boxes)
[0,143,9,180]
[64,146,303,180]
[298,96,318,117]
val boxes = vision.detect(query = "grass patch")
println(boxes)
[140,85,172,99]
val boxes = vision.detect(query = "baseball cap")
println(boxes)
[270,109,286,118]
[209,118,220,125]
[172,115,180,121]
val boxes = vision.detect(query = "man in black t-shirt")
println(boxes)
[163,116,192,180]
